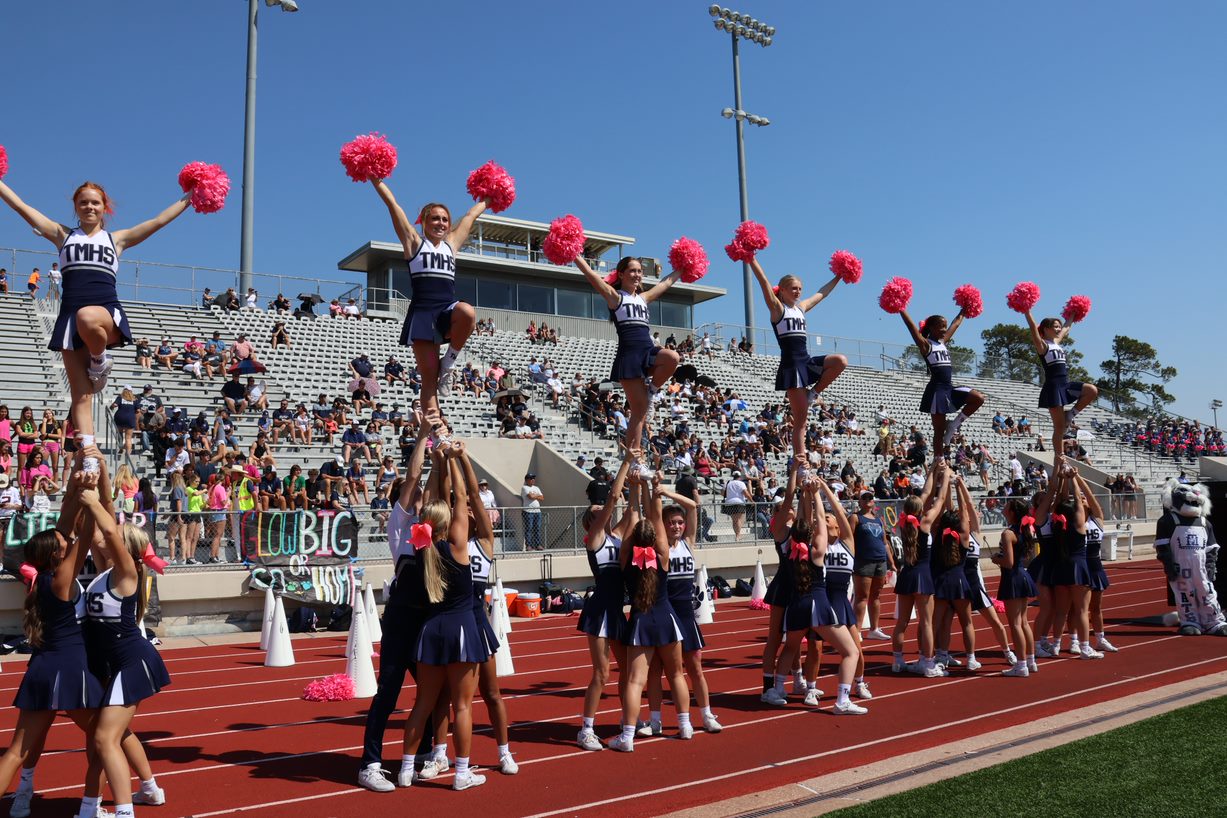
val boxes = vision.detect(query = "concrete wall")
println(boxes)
[465,438,591,509]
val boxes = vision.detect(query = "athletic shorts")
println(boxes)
[854,559,888,578]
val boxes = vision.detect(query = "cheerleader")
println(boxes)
[849,490,897,641]
[1041,465,1103,660]
[397,442,490,791]
[1075,471,1118,653]
[890,463,951,678]
[814,479,872,702]
[992,499,1039,676]
[898,309,984,458]
[749,257,847,464]
[775,480,866,715]
[1028,488,1062,658]
[0,177,193,450]
[1022,310,1099,467]
[953,476,1015,667]
[80,462,172,818]
[609,473,690,751]
[573,256,681,467]
[930,490,975,675]
[641,473,722,736]
[456,449,518,774]
[576,459,633,751]
[760,463,805,706]
[369,179,486,425]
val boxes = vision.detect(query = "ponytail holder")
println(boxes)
[18,562,38,590]
[631,545,658,570]
[1050,513,1068,526]
[902,514,920,528]
[942,528,961,543]
[410,522,433,551]
[788,538,809,560]
[142,543,168,575]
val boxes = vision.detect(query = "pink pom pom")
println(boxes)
[992,597,1006,615]
[1062,294,1091,323]
[724,221,769,263]
[748,598,770,611]
[542,214,586,265]
[0,145,8,180]
[953,284,984,318]
[669,237,709,284]
[829,249,863,284]
[177,162,231,214]
[339,132,398,183]
[604,270,620,286]
[302,673,356,702]
[466,160,516,213]
[1006,281,1041,313]
[725,240,751,262]
[878,276,913,314]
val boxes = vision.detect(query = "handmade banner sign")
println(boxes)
[241,509,362,605]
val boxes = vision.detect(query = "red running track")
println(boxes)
[2,561,1223,818]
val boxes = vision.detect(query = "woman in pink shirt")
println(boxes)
[206,475,231,564]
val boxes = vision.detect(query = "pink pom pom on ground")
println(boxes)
[542,214,586,265]
[339,132,398,183]
[878,276,913,314]
[1006,281,1041,313]
[466,160,516,213]
[177,162,231,214]
[303,673,356,702]
[829,250,863,284]
[1062,294,1092,323]
[669,237,710,283]
[953,284,984,318]
[0,145,8,180]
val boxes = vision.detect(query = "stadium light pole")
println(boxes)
[240,0,299,296]
[709,5,774,342]
[1212,399,1222,430]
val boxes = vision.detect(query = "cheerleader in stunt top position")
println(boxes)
[749,257,848,467]
[574,256,681,468]
[1022,310,1098,468]
[898,308,984,461]
[0,178,194,454]
[369,178,486,426]
[992,498,1039,676]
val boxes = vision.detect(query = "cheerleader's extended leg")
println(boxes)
[62,306,122,438]
[413,340,444,425]
[812,354,847,396]
[621,378,650,464]
[786,387,810,462]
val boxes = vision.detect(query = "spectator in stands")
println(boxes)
[461,363,483,398]
[164,436,190,475]
[221,373,249,415]
[341,421,368,463]
[527,356,545,383]
[269,320,291,349]
[107,388,138,456]
[329,298,342,317]
[155,337,178,369]
[200,287,214,309]
[214,409,239,452]
[1017,415,1031,435]
[243,287,258,309]
[0,473,23,523]
[477,477,499,528]
[217,287,241,311]
[976,445,995,489]
[320,454,348,499]
[204,330,228,368]
[526,320,537,344]
[135,383,162,443]
[230,333,264,373]
[38,409,65,477]
[291,404,313,445]
[350,379,374,413]
[0,436,13,478]
[907,433,928,466]
[270,399,293,443]
[521,472,544,550]
[545,326,558,345]
[341,298,360,318]
[408,366,423,394]
[992,411,1006,435]
[272,293,291,312]
[259,467,285,510]
[347,458,369,505]
[284,464,308,510]
[1008,454,1024,482]
[331,397,350,434]
[26,267,40,298]
[350,353,374,380]
[384,355,407,385]
[723,470,749,541]
[545,371,566,408]
[134,337,153,369]
[370,402,390,430]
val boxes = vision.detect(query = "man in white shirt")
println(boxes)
[46,262,62,303]
[0,474,22,522]
[164,438,191,475]
[1009,455,1024,482]
[521,473,544,550]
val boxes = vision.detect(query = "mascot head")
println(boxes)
[1162,478,1211,519]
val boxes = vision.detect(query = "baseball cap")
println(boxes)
[334,455,345,466]
[143,384,153,391]
[525,472,537,479]
[478,478,489,485]
[0,474,9,489]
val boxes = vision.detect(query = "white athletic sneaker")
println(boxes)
[792,676,809,695]
[396,765,414,788]
[1026,657,1039,673]
[87,354,112,393]
[1002,664,1030,678]
[702,713,724,733]
[1035,642,1058,659]
[358,764,396,793]
[9,789,32,818]
[1051,641,1064,657]
[760,688,788,706]
[853,681,873,700]
[923,664,946,678]
[832,700,868,715]
[1097,636,1119,653]
[943,654,963,667]
[414,759,442,782]
[1079,646,1104,660]
[577,729,604,751]
[891,657,907,673]
[966,657,982,671]
[1070,639,1081,655]
[133,782,166,805]
[608,734,634,753]
[453,770,487,791]
[637,719,662,737]
[803,688,821,706]
[1005,650,1019,666]
[95,808,115,818]
[678,721,694,740]
[499,753,519,775]
[865,628,890,641]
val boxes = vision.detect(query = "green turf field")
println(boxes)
[825,694,1227,818]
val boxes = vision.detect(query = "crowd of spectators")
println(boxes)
[1093,417,1224,463]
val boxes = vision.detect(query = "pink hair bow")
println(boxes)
[1020,515,1036,528]
[410,522,434,551]
[1050,513,1068,526]
[632,545,658,570]
[942,528,961,543]
[771,285,780,295]
[604,270,620,285]
[901,514,920,528]
[18,562,38,590]
[142,543,167,575]
[788,539,809,560]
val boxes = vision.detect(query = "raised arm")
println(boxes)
[1066,466,1087,533]
[457,444,493,548]
[642,267,682,305]
[798,274,842,313]
[398,422,432,512]
[1034,469,1061,527]
[574,256,621,309]
[771,460,800,542]
[955,474,981,535]
[921,464,951,529]
[112,192,192,254]
[816,478,853,543]
[446,450,471,555]
[918,463,939,510]
[749,257,784,322]
[899,309,931,357]
[448,199,489,250]
[1022,310,1047,355]
[943,310,967,343]
[655,471,698,542]
[595,458,634,546]
[0,179,67,247]
[645,478,670,566]
[1073,471,1104,521]
[370,179,421,257]
[807,484,829,560]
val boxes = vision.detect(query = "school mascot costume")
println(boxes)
[1155,479,1227,636]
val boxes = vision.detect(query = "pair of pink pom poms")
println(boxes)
[1062,294,1092,323]
[724,221,770,263]
[542,214,586,266]
[339,133,398,183]
[467,160,516,213]
[177,162,231,214]
[669,237,710,283]
[302,673,355,702]
[829,249,863,284]
[878,277,913,314]
[0,145,8,180]
[1006,281,1041,313]
[953,284,984,318]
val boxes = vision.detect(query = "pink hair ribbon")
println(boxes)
[902,514,920,528]
[19,562,38,590]
[410,522,434,551]
[942,528,961,543]
[632,545,658,570]
[142,543,168,575]
[1050,513,1068,526]
[1020,515,1036,528]
[788,539,809,560]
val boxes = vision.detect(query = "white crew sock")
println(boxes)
[114,805,134,818]
[581,716,594,730]
[773,674,786,693]
[400,753,414,773]
[497,743,510,758]
[837,683,851,705]
[432,743,448,762]
[677,712,691,727]
[455,756,470,776]
[620,724,636,742]
[700,706,712,719]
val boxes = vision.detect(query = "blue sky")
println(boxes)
[1,1,1223,420]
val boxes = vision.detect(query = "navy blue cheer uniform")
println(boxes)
[1086,517,1110,592]
[14,574,103,711]
[895,530,935,596]
[415,541,490,665]
[997,525,1038,600]
[963,533,993,611]
[1037,340,1082,409]
[1046,525,1092,587]
[468,537,500,655]
[783,555,837,631]
[84,568,170,706]
[931,532,972,601]
[1027,519,1052,586]
[823,540,856,627]
[773,305,826,391]
[609,291,658,381]
[667,539,704,652]
[763,536,797,607]
[578,534,627,641]
[918,339,971,415]
[853,514,890,575]
[623,558,682,647]
[50,227,133,351]
[400,237,458,345]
